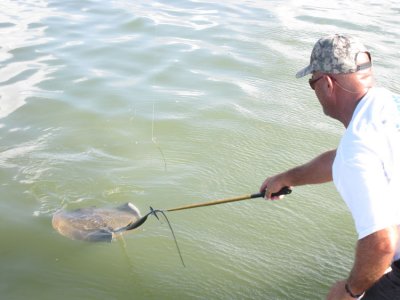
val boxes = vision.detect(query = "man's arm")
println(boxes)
[327,226,398,299]
[260,149,336,199]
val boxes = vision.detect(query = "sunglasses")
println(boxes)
[308,76,324,90]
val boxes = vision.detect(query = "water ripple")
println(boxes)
[0,0,59,119]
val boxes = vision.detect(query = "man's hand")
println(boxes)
[260,174,289,200]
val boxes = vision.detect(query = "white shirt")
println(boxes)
[333,87,400,260]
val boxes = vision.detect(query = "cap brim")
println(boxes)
[295,65,312,78]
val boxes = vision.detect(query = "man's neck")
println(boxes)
[340,89,370,128]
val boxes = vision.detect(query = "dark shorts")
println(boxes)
[362,260,400,299]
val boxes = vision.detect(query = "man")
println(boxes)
[260,34,400,299]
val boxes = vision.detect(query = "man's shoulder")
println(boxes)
[367,87,399,104]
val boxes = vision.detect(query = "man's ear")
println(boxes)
[324,76,335,96]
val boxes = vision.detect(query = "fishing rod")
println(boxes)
[166,187,291,212]
[116,186,292,232]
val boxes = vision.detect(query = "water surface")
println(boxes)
[1,0,399,299]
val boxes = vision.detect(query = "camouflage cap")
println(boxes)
[296,34,371,78]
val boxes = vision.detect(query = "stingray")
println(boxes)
[52,202,142,242]
[52,202,185,265]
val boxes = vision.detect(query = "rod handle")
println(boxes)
[251,186,292,199]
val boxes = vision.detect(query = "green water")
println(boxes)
[1,0,399,299]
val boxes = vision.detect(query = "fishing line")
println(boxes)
[152,103,167,171]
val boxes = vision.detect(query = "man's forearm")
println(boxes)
[347,226,398,295]
[285,149,336,186]
[260,149,336,197]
